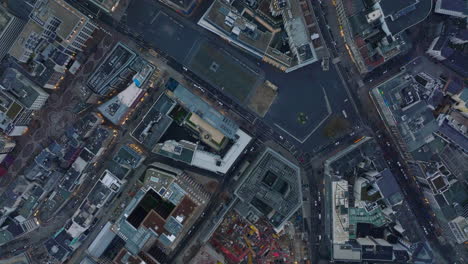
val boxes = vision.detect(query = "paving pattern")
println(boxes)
[0,33,115,190]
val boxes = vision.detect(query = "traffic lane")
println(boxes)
[376,135,439,238]
[304,168,326,262]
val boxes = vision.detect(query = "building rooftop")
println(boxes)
[154,140,196,164]
[8,17,42,61]
[115,168,200,253]
[68,170,122,238]
[131,93,175,149]
[202,0,274,55]
[332,180,350,244]
[325,137,387,177]
[380,0,432,35]
[113,144,145,169]
[437,119,468,154]
[167,79,238,139]
[87,42,137,95]
[44,229,72,262]
[376,169,403,206]
[234,148,301,232]
[0,67,48,109]
[372,72,440,152]
[113,248,145,264]
[443,51,468,79]
[30,0,83,40]
[379,0,418,17]
[87,222,116,258]
[435,0,468,17]
[199,0,318,72]
[84,127,111,156]
[191,129,251,174]
[98,95,130,125]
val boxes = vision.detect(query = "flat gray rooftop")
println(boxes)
[171,81,239,139]
[235,148,301,230]
[132,94,175,149]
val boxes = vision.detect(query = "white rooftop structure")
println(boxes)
[101,170,122,189]
[192,129,252,174]
[67,221,88,238]
[332,180,349,244]
[117,82,144,107]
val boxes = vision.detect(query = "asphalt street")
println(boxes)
[1,1,460,264]
[65,0,361,161]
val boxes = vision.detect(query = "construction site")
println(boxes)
[209,209,306,264]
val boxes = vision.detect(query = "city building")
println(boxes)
[131,93,175,150]
[154,122,251,175]
[436,112,468,154]
[426,34,454,61]
[0,133,15,154]
[0,67,49,136]
[0,179,42,246]
[152,79,252,174]
[65,170,123,244]
[9,0,97,79]
[448,216,468,244]
[234,148,302,232]
[335,0,431,74]
[427,25,468,79]
[87,42,139,96]
[415,160,468,245]
[325,137,412,263]
[0,90,31,136]
[434,0,468,19]
[0,6,26,61]
[198,0,319,72]
[98,81,145,125]
[0,133,15,163]
[113,144,145,169]
[93,43,155,125]
[167,78,239,140]
[371,68,441,154]
[0,67,49,111]
[87,222,116,259]
[113,165,208,262]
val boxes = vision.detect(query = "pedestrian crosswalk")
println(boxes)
[22,217,39,232]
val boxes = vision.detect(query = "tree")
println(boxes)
[323,115,351,138]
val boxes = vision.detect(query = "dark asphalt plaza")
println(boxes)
[261,61,358,147]
[115,0,359,152]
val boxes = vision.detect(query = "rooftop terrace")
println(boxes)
[167,79,239,139]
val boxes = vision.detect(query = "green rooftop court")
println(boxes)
[348,207,388,239]
[0,230,13,245]
[186,41,260,103]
